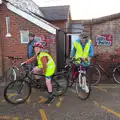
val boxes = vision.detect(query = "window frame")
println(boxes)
[20,30,29,44]
[5,17,11,37]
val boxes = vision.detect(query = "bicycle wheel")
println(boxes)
[52,74,68,96]
[67,70,75,87]
[75,71,91,100]
[113,64,120,84]
[4,68,17,85]
[90,65,101,85]
[4,79,31,105]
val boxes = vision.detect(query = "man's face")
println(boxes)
[34,47,41,55]
[29,36,34,41]
[81,38,86,44]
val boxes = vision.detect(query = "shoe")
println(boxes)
[82,85,89,93]
[44,95,55,104]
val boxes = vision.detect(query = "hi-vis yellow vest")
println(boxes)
[37,52,56,76]
[74,39,91,63]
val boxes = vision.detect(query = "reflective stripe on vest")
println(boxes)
[37,52,56,76]
[74,40,91,63]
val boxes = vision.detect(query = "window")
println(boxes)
[0,0,2,4]
[20,30,29,43]
[5,17,11,37]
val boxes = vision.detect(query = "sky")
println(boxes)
[33,0,120,20]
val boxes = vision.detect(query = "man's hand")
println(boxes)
[21,62,26,66]
[87,56,91,61]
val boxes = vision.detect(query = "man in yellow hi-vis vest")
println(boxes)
[71,32,94,93]
[21,42,56,104]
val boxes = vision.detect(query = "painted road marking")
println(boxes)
[40,109,48,120]
[70,89,76,93]
[26,96,30,104]
[2,99,6,102]
[93,86,107,92]
[56,97,63,108]
[0,116,20,120]
[12,117,19,120]
[93,101,120,118]
[39,96,47,103]
[0,116,10,119]
[8,93,17,98]
[92,84,120,89]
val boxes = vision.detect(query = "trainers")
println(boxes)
[82,85,89,93]
[44,95,55,104]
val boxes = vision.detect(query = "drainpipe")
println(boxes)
[90,20,92,38]
[0,28,3,77]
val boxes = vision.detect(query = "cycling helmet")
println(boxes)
[33,42,43,48]
[80,32,88,39]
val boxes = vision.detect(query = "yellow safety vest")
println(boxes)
[37,52,56,76]
[74,39,91,63]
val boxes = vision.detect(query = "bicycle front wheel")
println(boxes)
[4,79,31,105]
[75,72,91,100]
[4,68,17,85]
[113,64,120,84]
[52,74,68,96]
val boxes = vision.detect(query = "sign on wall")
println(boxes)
[50,34,56,43]
[96,34,113,46]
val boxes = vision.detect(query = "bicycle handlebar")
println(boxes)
[66,57,88,64]
[6,56,23,60]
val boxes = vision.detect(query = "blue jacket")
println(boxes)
[71,38,94,66]
[27,37,41,58]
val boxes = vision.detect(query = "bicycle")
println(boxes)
[4,64,68,104]
[4,56,23,85]
[63,57,91,100]
[91,54,120,85]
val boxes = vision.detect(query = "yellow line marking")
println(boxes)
[40,109,48,120]
[39,96,47,103]
[2,100,6,102]
[26,96,30,104]
[93,86,107,92]
[93,101,100,106]
[0,116,11,119]
[8,93,17,98]
[12,117,19,120]
[101,106,120,117]
[56,97,63,108]
[71,89,76,93]
[93,101,120,118]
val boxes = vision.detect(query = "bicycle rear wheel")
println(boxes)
[52,74,68,96]
[4,68,17,85]
[4,79,31,105]
[75,71,91,100]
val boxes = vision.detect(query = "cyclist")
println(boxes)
[71,32,94,93]
[21,42,56,104]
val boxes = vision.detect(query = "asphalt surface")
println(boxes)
[0,83,120,120]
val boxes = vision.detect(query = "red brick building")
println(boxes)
[0,0,71,76]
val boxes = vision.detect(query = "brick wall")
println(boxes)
[0,4,67,75]
[50,21,67,30]
[82,19,120,70]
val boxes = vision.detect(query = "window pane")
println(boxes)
[20,31,29,43]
